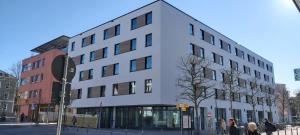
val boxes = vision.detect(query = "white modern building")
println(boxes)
[68,0,278,130]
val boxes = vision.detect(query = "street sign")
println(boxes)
[294,68,300,81]
[208,112,212,117]
[51,55,76,82]
[176,103,189,111]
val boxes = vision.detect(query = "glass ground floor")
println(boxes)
[76,106,194,129]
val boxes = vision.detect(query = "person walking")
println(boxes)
[220,118,227,135]
[247,122,261,135]
[264,119,276,135]
[228,118,239,135]
[20,113,25,122]
[72,115,77,127]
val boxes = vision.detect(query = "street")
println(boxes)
[0,124,300,135]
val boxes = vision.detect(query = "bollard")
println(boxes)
[141,129,144,135]
[277,129,280,135]
[292,127,294,135]
[297,127,299,135]
[110,131,113,135]
[161,128,163,135]
[285,128,287,135]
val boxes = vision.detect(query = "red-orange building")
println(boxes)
[17,36,69,120]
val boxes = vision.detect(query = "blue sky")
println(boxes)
[0,0,299,94]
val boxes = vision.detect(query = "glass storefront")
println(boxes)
[115,106,192,129]
[77,106,194,129]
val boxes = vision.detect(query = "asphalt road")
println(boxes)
[0,124,299,135]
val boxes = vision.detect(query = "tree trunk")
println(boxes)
[194,104,200,135]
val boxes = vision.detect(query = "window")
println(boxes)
[77,89,82,99]
[88,69,93,79]
[103,47,108,58]
[200,30,204,40]
[230,60,239,71]
[115,44,120,55]
[100,86,105,97]
[212,70,217,80]
[146,12,152,25]
[91,34,95,44]
[104,25,120,40]
[131,18,138,30]
[102,63,119,77]
[215,89,225,100]
[189,24,194,35]
[189,43,204,58]
[80,54,85,64]
[210,35,215,45]
[235,48,245,59]
[258,60,265,69]
[90,51,96,62]
[71,42,75,51]
[115,25,120,36]
[130,60,137,72]
[247,54,256,64]
[81,38,86,47]
[220,40,231,53]
[146,56,152,69]
[243,65,251,75]
[131,39,136,50]
[264,74,270,82]
[114,63,119,75]
[129,81,136,94]
[145,33,152,47]
[255,70,261,79]
[113,84,118,96]
[213,53,223,65]
[145,79,152,93]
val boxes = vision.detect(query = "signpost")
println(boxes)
[294,68,300,81]
[52,55,76,135]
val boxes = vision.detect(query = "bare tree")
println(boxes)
[275,85,290,123]
[8,61,22,115]
[265,85,276,122]
[221,68,242,118]
[9,61,22,87]
[177,55,215,134]
[247,78,262,122]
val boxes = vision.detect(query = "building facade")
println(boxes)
[68,0,278,130]
[18,36,69,121]
[0,70,17,117]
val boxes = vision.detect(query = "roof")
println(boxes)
[31,35,70,53]
[0,70,15,78]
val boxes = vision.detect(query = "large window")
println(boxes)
[145,79,152,93]
[189,43,204,58]
[104,25,120,40]
[145,33,152,47]
[130,56,152,72]
[131,12,152,30]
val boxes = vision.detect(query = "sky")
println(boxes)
[0,0,299,94]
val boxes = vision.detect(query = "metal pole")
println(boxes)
[56,56,69,135]
[180,108,183,135]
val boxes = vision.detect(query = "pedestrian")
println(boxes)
[220,118,227,135]
[72,115,77,127]
[247,122,261,135]
[228,118,239,135]
[20,113,25,122]
[264,119,276,135]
